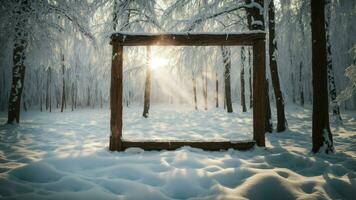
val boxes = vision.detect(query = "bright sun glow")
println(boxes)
[150,56,169,70]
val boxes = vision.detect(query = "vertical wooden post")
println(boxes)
[109,41,123,151]
[253,39,266,147]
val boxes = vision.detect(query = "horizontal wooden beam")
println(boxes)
[121,140,255,151]
[111,32,265,46]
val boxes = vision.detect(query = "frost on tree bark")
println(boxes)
[7,0,29,123]
[240,47,247,112]
[311,0,334,154]
[268,0,287,132]
[325,0,342,123]
[221,46,233,113]
[143,46,151,118]
[60,54,66,113]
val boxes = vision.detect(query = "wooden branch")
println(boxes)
[111,32,265,46]
[121,140,255,151]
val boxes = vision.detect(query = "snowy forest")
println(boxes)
[0,0,355,199]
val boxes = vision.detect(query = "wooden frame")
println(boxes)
[109,32,266,151]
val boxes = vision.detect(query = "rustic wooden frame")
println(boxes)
[109,32,266,151]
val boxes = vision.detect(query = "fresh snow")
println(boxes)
[0,105,355,200]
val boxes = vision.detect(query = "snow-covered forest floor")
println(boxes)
[0,105,355,200]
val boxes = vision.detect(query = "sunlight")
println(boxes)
[150,56,169,70]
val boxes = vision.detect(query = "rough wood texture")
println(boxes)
[311,0,333,153]
[109,43,123,151]
[110,31,266,151]
[111,32,265,46]
[253,39,266,147]
[122,140,255,151]
[268,0,287,132]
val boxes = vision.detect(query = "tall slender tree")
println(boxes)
[202,66,208,110]
[192,72,198,110]
[248,48,253,109]
[60,54,66,112]
[325,0,342,123]
[7,0,29,123]
[299,62,304,106]
[241,47,247,112]
[311,0,334,154]
[221,46,233,113]
[143,46,152,118]
[265,79,272,133]
[215,72,219,108]
[268,0,287,132]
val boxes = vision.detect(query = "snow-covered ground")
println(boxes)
[0,105,355,200]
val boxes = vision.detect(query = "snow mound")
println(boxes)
[0,106,355,199]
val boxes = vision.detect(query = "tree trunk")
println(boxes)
[265,79,272,133]
[291,73,296,104]
[22,90,27,112]
[100,90,103,109]
[56,87,59,109]
[7,0,28,123]
[311,0,333,154]
[60,54,66,112]
[299,62,304,106]
[268,0,286,131]
[87,86,90,107]
[215,72,219,108]
[46,68,49,110]
[40,93,43,112]
[192,73,198,110]
[223,84,226,110]
[143,46,151,118]
[202,67,208,110]
[74,81,77,109]
[248,48,253,109]
[36,69,43,112]
[49,67,52,112]
[71,82,74,111]
[221,46,233,113]
[205,66,208,110]
[240,47,247,112]
[325,0,342,123]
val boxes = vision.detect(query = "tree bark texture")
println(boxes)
[240,47,247,112]
[143,46,152,118]
[268,0,287,132]
[7,0,29,123]
[221,46,233,113]
[325,0,342,123]
[311,0,334,154]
